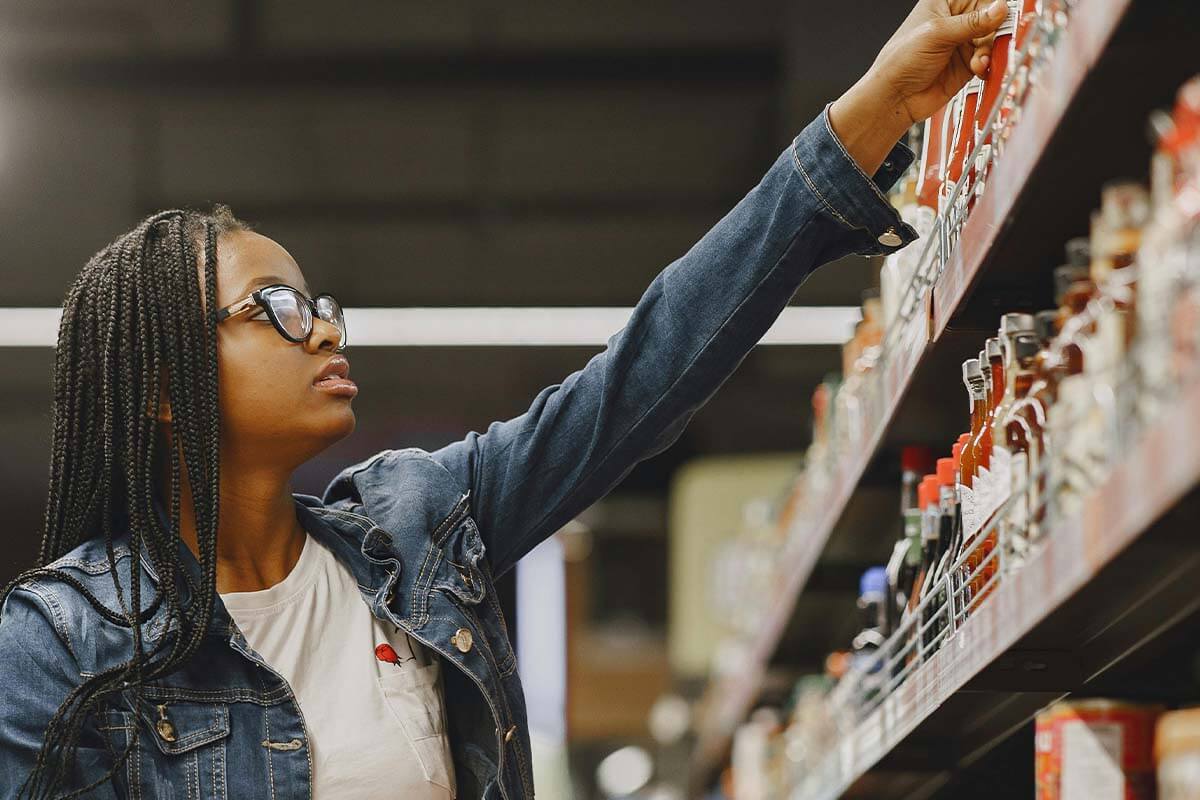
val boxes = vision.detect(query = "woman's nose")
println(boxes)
[305,317,344,353]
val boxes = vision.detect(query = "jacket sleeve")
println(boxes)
[431,105,919,577]
[0,584,121,799]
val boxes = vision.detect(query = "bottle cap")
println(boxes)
[1000,312,1036,336]
[952,440,964,465]
[936,457,956,486]
[1064,237,1091,267]
[859,566,889,598]
[918,476,938,509]
[986,337,1002,359]
[962,357,981,383]
[901,445,934,473]
[1014,332,1041,362]
[1034,310,1058,343]
[1054,265,1089,303]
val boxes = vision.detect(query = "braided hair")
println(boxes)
[0,205,250,798]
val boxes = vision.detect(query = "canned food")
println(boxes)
[1036,699,1163,799]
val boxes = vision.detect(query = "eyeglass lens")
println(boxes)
[268,288,346,346]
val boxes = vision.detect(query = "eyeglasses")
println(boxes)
[216,284,347,352]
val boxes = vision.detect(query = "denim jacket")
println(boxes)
[0,106,916,800]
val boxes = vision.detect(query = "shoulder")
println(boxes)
[1,535,147,673]
[319,446,462,509]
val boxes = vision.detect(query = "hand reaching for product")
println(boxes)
[829,0,1008,175]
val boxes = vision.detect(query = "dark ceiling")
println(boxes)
[0,0,910,576]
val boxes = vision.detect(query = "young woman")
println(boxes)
[0,2,1004,798]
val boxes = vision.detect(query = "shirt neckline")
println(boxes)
[218,530,323,615]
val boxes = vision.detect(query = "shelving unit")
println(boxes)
[797,377,1200,799]
[689,0,1200,794]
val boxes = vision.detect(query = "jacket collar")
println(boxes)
[139,492,397,639]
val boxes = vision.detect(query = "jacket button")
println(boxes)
[878,227,903,247]
[504,724,518,743]
[155,704,176,742]
[450,628,474,653]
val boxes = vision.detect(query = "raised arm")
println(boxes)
[430,0,1007,577]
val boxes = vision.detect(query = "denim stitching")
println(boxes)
[791,144,855,231]
[135,685,289,704]
[262,701,277,800]
[453,603,531,793]
[820,105,913,212]
[22,581,79,663]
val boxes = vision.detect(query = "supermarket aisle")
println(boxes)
[693,0,1200,798]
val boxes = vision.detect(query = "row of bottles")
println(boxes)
[719,70,1200,799]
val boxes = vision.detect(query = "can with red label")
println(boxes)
[1035,699,1164,799]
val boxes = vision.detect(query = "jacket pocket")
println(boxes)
[122,697,232,800]
[431,515,488,606]
[377,661,456,793]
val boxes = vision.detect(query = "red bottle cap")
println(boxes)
[952,441,964,465]
[936,457,956,486]
[919,476,938,509]
[901,445,934,474]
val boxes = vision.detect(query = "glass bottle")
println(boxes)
[999,330,1042,565]
[959,358,985,553]
[944,78,985,221]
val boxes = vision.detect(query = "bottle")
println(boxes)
[886,446,933,632]
[972,337,1003,600]
[944,78,985,220]
[1000,330,1042,565]
[895,509,924,624]
[900,446,934,514]
[908,476,942,618]
[1022,311,1062,545]
[990,313,1037,522]
[920,457,961,655]
[976,1,1018,149]
[960,358,986,548]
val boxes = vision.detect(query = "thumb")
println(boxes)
[931,0,1007,45]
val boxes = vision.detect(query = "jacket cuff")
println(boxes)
[789,103,919,257]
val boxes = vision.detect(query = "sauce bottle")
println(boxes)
[1000,330,1042,565]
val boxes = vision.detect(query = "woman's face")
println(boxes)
[211,230,356,466]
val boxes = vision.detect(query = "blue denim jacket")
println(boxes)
[0,106,916,800]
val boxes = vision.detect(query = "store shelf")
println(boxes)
[692,291,931,771]
[690,0,1200,787]
[796,377,1200,800]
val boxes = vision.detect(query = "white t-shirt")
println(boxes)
[219,530,456,799]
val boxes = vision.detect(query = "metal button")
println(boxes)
[450,627,474,653]
[504,724,518,743]
[155,704,176,742]
[878,227,903,247]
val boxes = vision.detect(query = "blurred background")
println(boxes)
[0,2,911,797]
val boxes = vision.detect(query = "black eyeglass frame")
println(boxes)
[215,283,348,352]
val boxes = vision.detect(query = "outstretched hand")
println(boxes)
[829,0,1008,174]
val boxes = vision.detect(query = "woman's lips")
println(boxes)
[313,375,358,398]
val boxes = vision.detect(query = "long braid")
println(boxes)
[0,205,250,799]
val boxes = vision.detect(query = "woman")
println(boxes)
[0,2,1005,798]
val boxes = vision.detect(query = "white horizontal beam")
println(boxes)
[0,306,861,347]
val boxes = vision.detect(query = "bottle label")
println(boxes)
[976,465,992,530]
[991,445,1012,519]
[958,483,977,541]
[1010,451,1029,541]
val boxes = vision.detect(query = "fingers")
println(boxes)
[931,0,1006,45]
[971,49,992,78]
